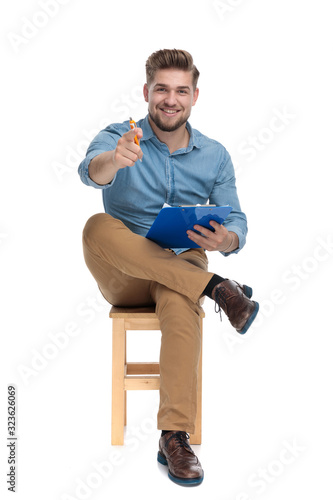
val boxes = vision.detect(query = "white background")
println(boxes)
[1,0,333,499]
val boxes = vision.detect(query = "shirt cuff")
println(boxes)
[78,150,115,189]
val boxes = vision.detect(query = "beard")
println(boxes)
[148,108,190,132]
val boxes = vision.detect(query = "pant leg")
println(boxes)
[150,249,208,435]
[83,238,154,307]
[82,213,213,304]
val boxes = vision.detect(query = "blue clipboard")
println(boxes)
[146,205,233,248]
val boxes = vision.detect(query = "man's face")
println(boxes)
[143,69,199,133]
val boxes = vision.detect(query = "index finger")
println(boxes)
[207,220,223,230]
[192,224,215,238]
[124,127,143,141]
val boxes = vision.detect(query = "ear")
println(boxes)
[143,83,149,103]
[192,87,199,106]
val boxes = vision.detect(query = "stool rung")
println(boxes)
[124,375,160,390]
[126,362,160,375]
[124,318,161,330]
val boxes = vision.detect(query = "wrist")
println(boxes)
[89,150,119,185]
[221,232,234,252]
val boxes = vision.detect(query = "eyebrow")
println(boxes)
[153,83,191,90]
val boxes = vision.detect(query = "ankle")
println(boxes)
[203,274,226,299]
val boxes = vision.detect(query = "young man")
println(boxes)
[78,49,259,487]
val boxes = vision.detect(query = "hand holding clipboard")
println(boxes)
[146,205,233,250]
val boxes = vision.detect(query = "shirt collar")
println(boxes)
[140,114,202,150]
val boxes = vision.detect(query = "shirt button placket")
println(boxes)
[165,155,175,206]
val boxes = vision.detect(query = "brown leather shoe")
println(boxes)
[157,431,204,486]
[212,279,259,334]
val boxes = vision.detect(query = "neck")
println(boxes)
[149,118,190,154]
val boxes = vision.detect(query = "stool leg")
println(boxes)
[112,318,126,445]
[124,332,127,427]
[124,392,127,427]
[190,324,203,445]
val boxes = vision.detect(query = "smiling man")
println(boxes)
[78,49,259,487]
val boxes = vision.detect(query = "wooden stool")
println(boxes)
[110,305,205,446]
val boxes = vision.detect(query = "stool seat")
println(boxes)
[110,305,204,446]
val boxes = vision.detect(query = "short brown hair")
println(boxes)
[145,49,200,89]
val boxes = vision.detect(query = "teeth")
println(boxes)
[162,109,178,114]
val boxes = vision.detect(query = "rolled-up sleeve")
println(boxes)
[209,149,248,256]
[78,130,118,189]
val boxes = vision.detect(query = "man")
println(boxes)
[78,49,259,487]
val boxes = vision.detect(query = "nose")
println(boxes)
[163,90,178,106]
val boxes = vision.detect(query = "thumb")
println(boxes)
[135,127,143,140]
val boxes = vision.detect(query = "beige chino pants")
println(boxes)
[82,213,214,433]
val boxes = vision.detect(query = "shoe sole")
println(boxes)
[242,285,253,299]
[157,452,204,486]
[237,300,260,335]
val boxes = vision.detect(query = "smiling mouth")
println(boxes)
[160,108,180,116]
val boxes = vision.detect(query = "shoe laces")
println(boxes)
[214,284,230,307]
[214,301,223,322]
[214,283,237,321]
[214,285,230,321]
[166,431,192,452]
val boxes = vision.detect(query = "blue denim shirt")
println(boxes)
[78,115,247,256]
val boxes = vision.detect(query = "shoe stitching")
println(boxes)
[164,431,193,455]
[214,284,238,320]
